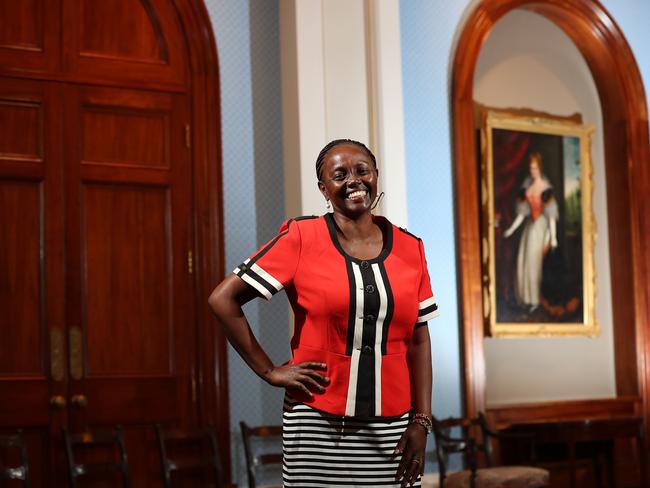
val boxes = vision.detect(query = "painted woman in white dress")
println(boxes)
[504,153,559,312]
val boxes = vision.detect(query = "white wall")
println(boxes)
[474,10,616,404]
[280,0,408,225]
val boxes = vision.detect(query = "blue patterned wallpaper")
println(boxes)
[204,0,287,485]
[399,0,466,420]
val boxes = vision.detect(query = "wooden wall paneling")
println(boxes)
[62,0,186,90]
[172,0,230,482]
[451,0,650,437]
[0,0,61,75]
[487,397,642,429]
[63,84,195,486]
[0,78,66,487]
[604,119,639,396]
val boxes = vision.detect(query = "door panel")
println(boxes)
[62,0,186,88]
[83,184,172,375]
[82,109,169,168]
[0,0,43,49]
[0,0,61,75]
[0,78,66,487]
[64,84,194,485]
[0,181,43,376]
[0,98,42,161]
[79,0,166,63]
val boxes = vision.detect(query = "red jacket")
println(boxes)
[234,214,438,417]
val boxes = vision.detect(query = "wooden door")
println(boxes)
[63,84,195,485]
[0,77,66,486]
[0,80,196,487]
[0,0,224,484]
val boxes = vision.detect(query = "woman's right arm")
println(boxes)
[208,275,328,396]
[504,213,524,238]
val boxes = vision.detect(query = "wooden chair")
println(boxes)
[155,424,223,487]
[63,426,131,488]
[239,421,282,488]
[433,413,549,488]
[0,430,30,487]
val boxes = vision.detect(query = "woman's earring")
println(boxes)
[326,199,331,210]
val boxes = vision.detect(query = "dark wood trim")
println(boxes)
[0,71,187,94]
[487,397,642,429]
[172,0,229,483]
[452,0,650,440]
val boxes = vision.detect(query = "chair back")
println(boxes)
[156,424,223,487]
[433,413,549,488]
[63,425,130,488]
[432,414,496,487]
[0,430,30,487]
[239,421,282,488]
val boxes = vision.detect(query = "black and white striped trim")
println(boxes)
[282,399,421,487]
[343,261,394,418]
[345,262,365,416]
[233,258,283,300]
[417,296,439,323]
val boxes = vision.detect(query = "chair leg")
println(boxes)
[605,446,616,488]
[591,452,604,488]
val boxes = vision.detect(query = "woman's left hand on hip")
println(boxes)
[394,423,427,487]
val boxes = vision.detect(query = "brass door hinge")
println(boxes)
[187,250,193,274]
[185,124,191,148]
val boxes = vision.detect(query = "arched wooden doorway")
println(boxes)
[0,1,227,485]
[452,0,650,428]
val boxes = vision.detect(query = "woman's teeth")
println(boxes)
[347,190,367,199]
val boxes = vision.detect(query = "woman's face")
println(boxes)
[318,143,378,218]
[529,158,541,179]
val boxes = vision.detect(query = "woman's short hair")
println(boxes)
[316,139,377,181]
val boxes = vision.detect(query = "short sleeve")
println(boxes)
[416,239,439,325]
[232,219,301,300]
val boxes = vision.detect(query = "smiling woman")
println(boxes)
[208,139,439,487]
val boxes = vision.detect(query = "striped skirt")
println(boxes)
[282,398,422,487]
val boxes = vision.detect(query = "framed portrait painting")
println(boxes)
[480,109,598,337]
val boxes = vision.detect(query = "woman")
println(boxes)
[504,152,558,312]
[208,139,438,487]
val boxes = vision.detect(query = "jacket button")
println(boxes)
[362,345,373,354]
[365,284,375,294]
[364,314,375,322]
[360,260,369,269]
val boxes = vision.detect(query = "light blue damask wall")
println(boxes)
[399,1,468,426]
[602,1,650,90]
[205,0,287,484]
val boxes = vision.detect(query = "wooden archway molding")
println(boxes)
[452,0,650,428]
[174,0,229,482]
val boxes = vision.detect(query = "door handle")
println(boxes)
[50,329,64,382]
[68,327,83,380]
[50,395,66,410]
[70,394,88,408]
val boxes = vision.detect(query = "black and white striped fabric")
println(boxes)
[417,297,439,324]
[282,398,421,487]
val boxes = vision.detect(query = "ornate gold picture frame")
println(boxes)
[480,109,598,337]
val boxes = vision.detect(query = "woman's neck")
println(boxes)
[331,211,384,260]
[332,211,375,240]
